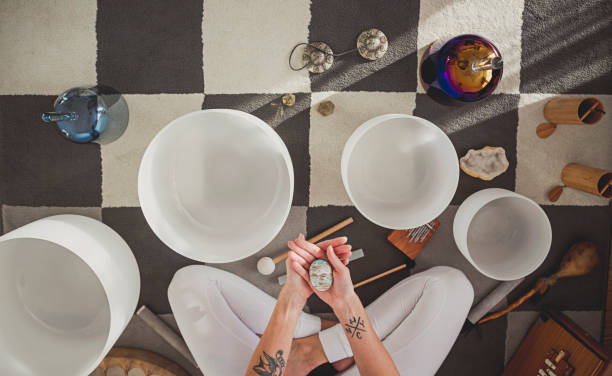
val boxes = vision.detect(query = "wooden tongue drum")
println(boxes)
[549,163,612,202]
[478,242,599,325]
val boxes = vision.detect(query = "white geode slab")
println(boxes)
[460,146,509,181]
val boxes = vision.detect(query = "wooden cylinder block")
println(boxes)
[562,163,612,198]
[544,97,604,125]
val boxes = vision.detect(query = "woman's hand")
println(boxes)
[308,245,357,310]
[317,245,357,310]
[288,236,357,311]
[280,235,351,307]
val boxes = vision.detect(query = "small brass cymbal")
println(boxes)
[357,28,388,61]
[302,42,334,73]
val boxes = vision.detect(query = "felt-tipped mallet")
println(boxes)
[257,217,354,275]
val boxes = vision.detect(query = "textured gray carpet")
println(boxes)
[1,0,611,375]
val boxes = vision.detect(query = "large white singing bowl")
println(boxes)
[0,215,140,376]
[139,109,293,262]
[341,114,459,229]
[453,189,552,280]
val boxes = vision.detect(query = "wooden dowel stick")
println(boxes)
[353,264,407,288]
[579,101,601,121]
[272,217,354,264]
[600,180,612,195]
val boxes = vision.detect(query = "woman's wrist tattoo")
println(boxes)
[345,316,366,339]
[252,350,285,376]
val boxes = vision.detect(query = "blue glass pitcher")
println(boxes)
[42,86,113,143]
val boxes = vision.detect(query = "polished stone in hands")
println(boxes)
[310,259,333,292]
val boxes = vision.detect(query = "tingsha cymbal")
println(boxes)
[302,41,334,73]
[357,28,388,61]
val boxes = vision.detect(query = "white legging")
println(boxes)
[168,265,474,376]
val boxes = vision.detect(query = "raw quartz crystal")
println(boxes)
[309,259,333,291]
[460,146,509,181]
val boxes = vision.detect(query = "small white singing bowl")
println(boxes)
[453,189,552,280]
[341,114,459,229]
[139,109,294,263]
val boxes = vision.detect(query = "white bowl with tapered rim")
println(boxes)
[341,114,459,229]
[138,109,294,263]
[0,215,140,376]
[453,188,552,280]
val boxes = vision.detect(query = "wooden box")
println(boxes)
[504,311,609,376]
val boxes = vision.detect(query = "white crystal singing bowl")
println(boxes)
[453,189,552,280]
[139,109,294,263]
[0,215,140,376]
[341,114,459,229]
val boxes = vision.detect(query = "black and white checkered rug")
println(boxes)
[1,0,611,375]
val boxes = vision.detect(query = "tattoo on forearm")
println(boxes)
[345,316,366,339]
[252,350,285,376]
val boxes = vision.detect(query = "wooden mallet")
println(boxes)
[478,241,599,325]
[257,217,354,275]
